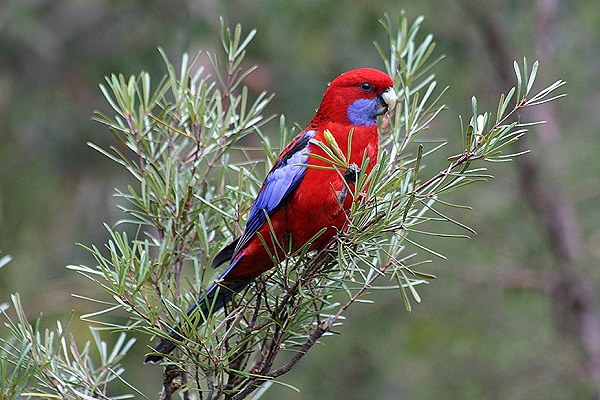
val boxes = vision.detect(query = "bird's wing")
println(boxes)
[232,129,317,257]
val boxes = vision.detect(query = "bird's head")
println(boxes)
[312,68,397,127]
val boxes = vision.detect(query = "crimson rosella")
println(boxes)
[145,68,396,363]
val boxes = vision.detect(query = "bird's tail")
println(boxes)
[144,279,248,363]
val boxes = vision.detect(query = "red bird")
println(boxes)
[145,68,396,363]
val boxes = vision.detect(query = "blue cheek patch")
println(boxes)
[347,98,377,126]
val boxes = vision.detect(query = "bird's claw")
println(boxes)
[337,164,360,203]
[343,164,360,186]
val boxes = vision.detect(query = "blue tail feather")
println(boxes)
[144,279,248,363]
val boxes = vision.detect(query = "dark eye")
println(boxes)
[360,82,373,92]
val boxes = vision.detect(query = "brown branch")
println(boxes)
[268,256,391,380]
[269,322,329,379]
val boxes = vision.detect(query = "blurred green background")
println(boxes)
[1,0,599,398]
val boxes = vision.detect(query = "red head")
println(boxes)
[310,68,396,128]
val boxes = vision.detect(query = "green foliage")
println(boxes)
[0,14,564,400]
[0,293,136,399]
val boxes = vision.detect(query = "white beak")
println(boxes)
[381,87,398,111]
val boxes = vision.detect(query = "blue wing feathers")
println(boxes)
[232,129,316,256]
